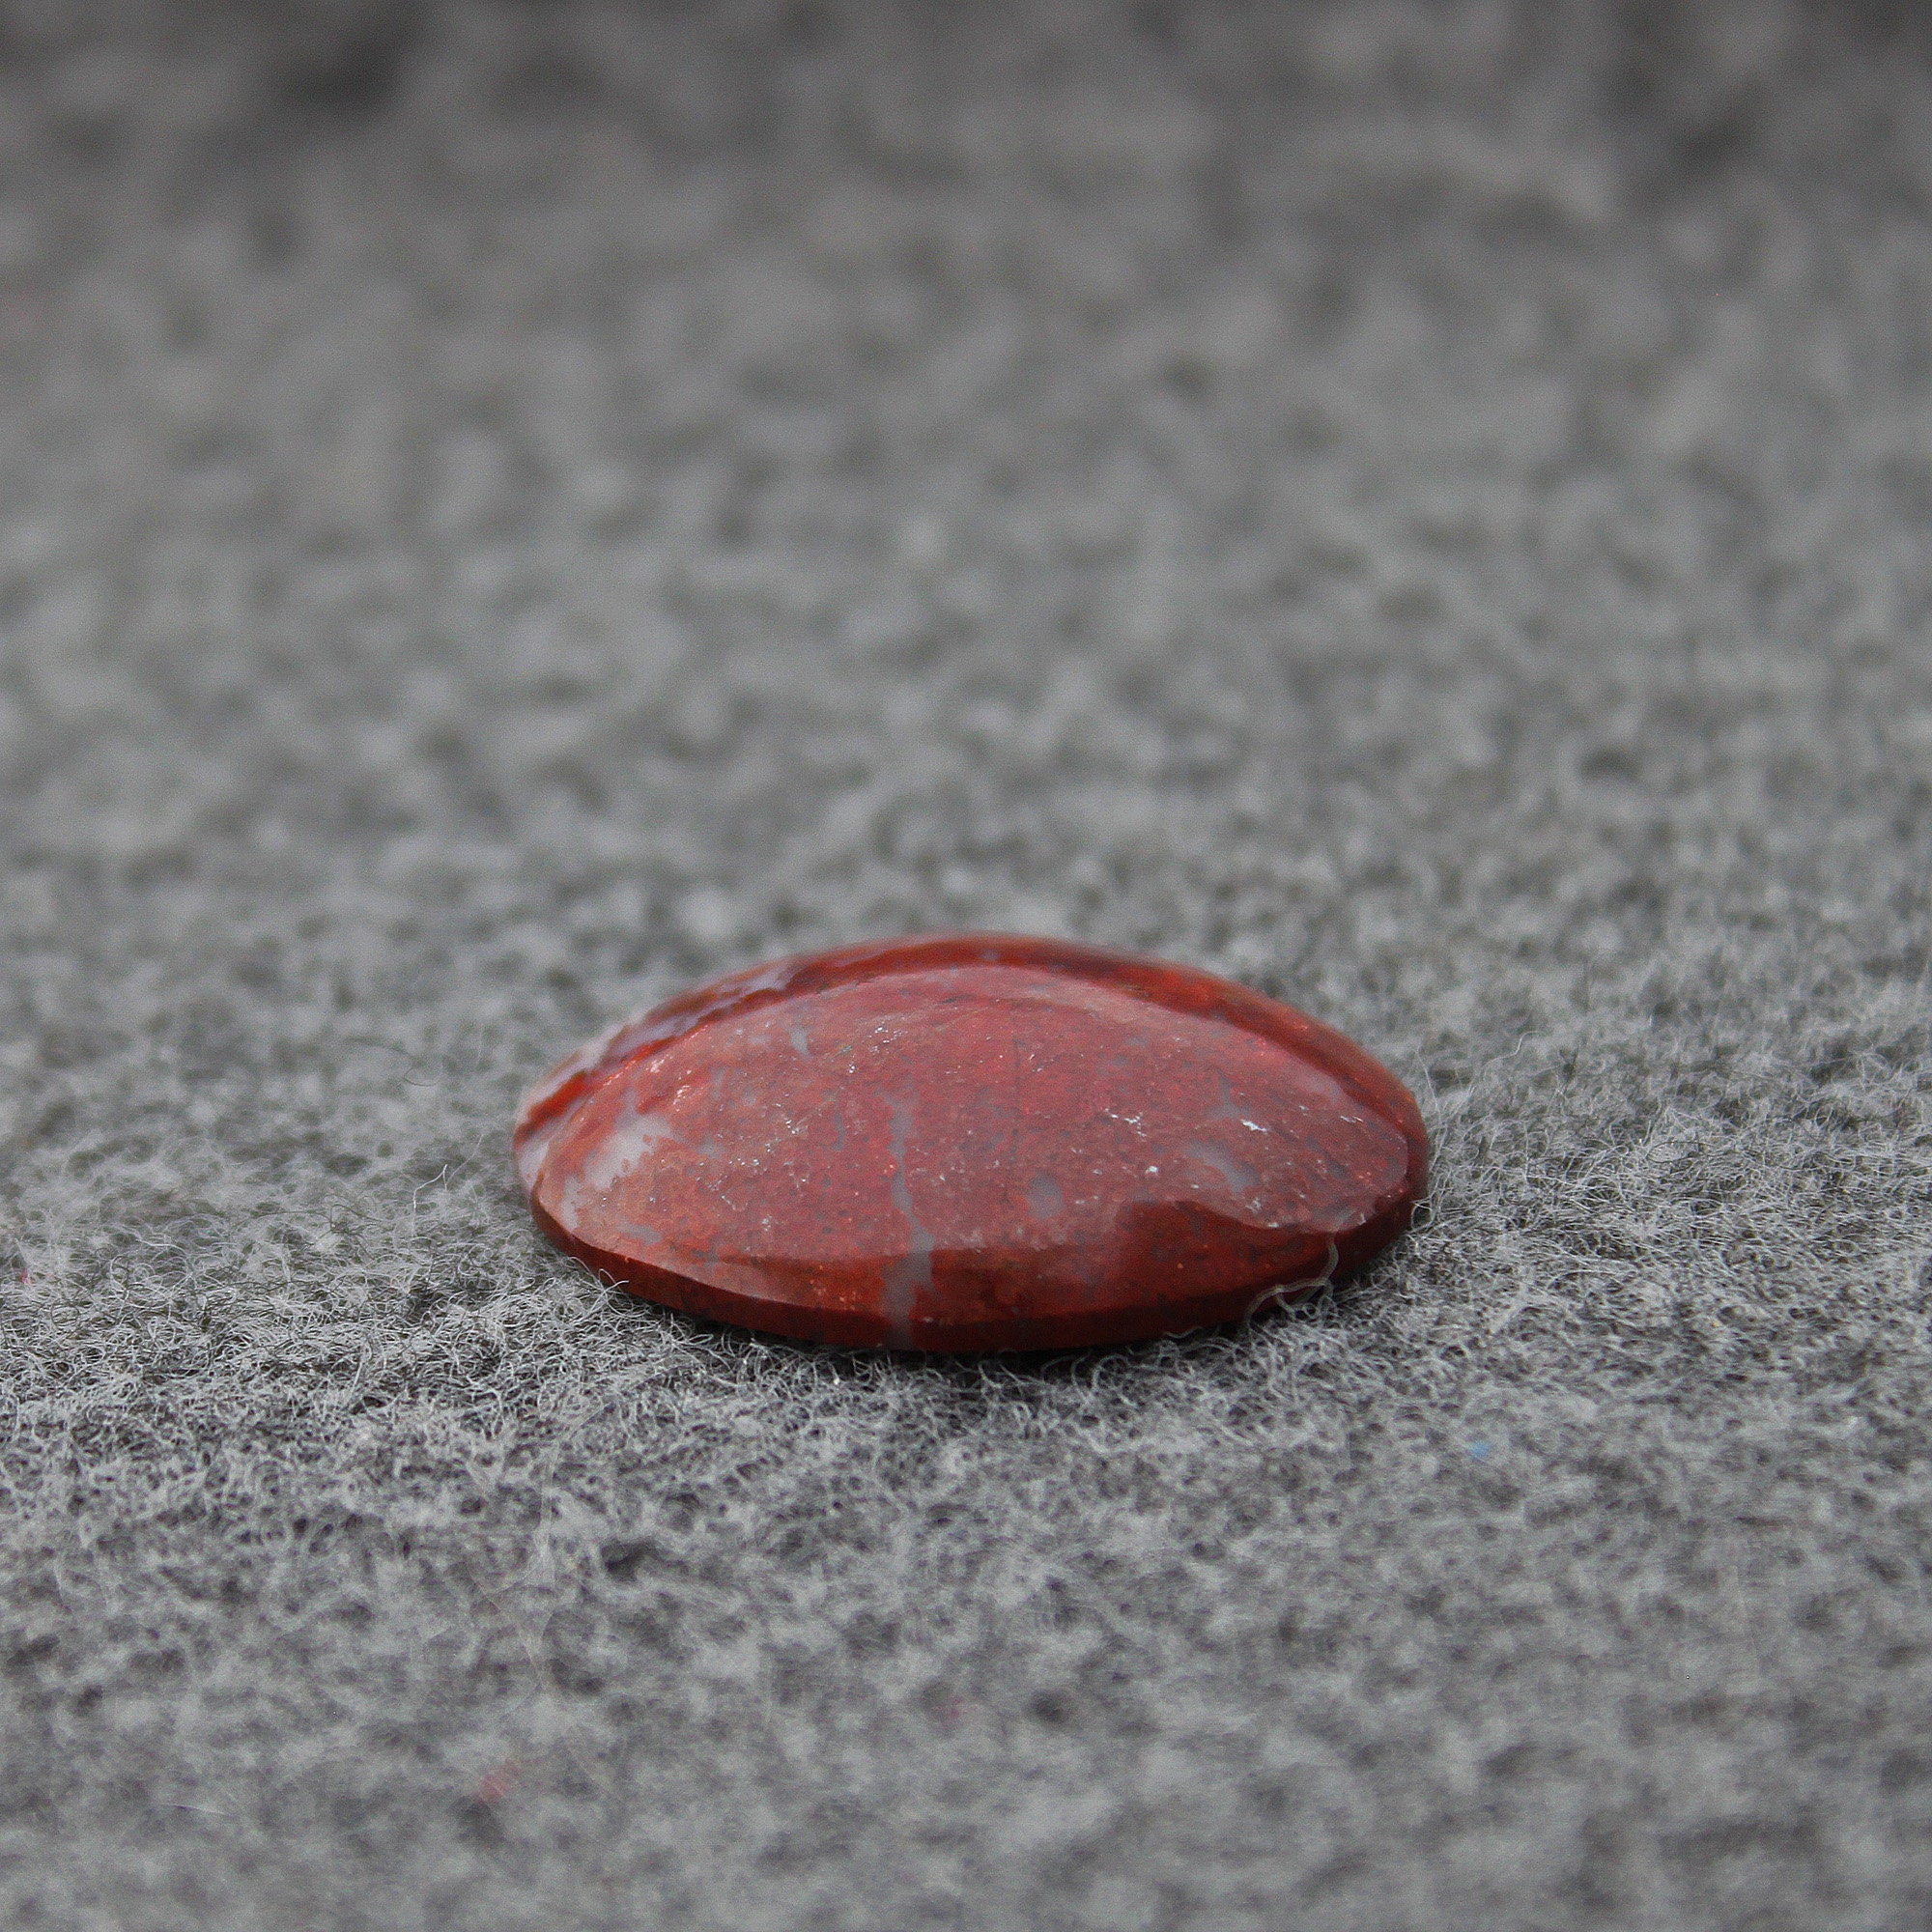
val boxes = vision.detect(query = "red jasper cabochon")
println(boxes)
[514,934,1427,1352]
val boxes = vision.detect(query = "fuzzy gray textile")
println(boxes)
[3,3,1931,1927]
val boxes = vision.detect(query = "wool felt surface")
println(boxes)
[2,3,1930,1927]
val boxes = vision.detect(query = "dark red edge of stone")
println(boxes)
[514,933,1430,1352]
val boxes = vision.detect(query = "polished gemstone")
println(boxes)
[515,934,1427,1351]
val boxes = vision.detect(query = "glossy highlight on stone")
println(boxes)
[514,934,1427,1352]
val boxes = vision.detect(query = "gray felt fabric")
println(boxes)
[2,1,1930,1926]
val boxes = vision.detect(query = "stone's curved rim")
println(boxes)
[526,1200,1407,1353]
[513,932,1430,1353]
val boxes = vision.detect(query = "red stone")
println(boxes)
[514,934,1427,1352]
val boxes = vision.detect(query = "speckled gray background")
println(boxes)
[2,3,1930,1927]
